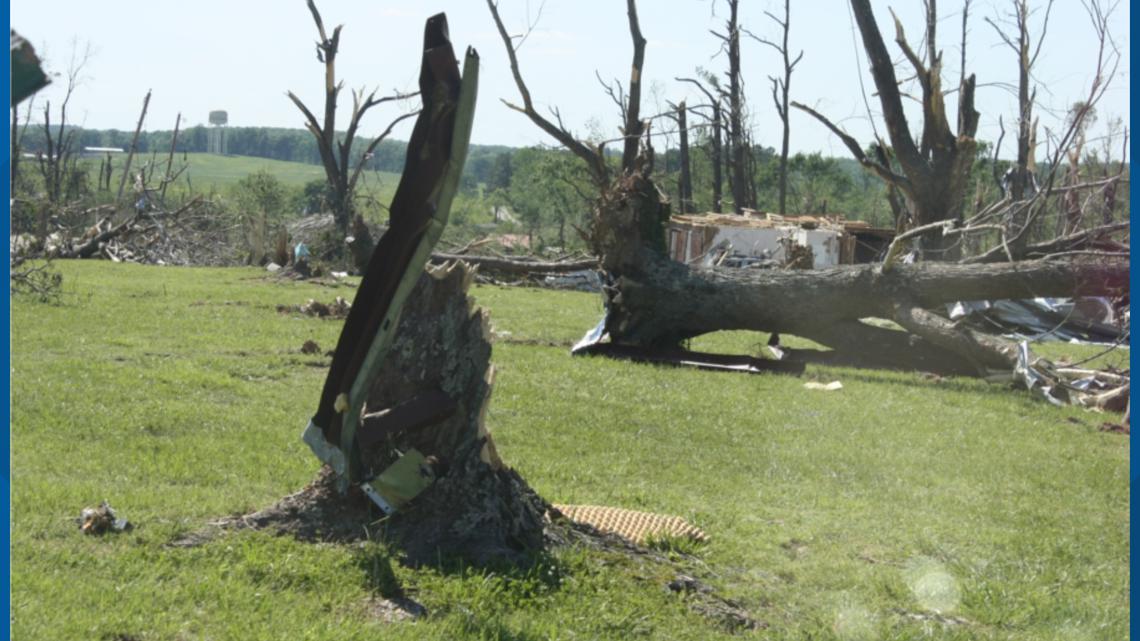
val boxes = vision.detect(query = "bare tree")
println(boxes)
[962,0,1124,263]
[114,89,151,205]
[795,0,979,260]
[35,40,93,212]
[286,0,417,270]
[486,0,1125,385]
[677,72,724,212]
[710,0,753,213]
[750,0,802,216]
[985,0,1052,253]
[486,0,639,188]
[668,100,694,213]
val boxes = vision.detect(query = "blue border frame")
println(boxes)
[4,0,15,637]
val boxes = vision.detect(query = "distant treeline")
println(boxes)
[19,124,516,187]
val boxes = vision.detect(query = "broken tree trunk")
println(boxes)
[361,261,550,563]
[209,262,551,564]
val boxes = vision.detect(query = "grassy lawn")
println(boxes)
[11,261,1128,640]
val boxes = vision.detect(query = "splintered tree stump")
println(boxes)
[209,260,550,564]
[360,260,550,564]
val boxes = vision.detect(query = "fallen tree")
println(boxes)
[487,0,1129,381]
[428,252,596,275]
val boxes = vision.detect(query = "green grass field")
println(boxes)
[83,152,402,201]
[11,261,1129,640]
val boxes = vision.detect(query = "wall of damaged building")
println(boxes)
[668,213,893,269]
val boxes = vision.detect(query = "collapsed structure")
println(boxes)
[668,211,894,268]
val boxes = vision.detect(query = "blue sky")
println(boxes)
[11,1,1131,159]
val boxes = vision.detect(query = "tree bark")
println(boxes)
[361,262,549,564]
[675,102,693,213]
[724,0,750,213]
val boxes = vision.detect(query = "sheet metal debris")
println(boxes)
[1005,340,1129,411]
[359,449,440,515]
[947,297,1127,345]
[572,311,803,375]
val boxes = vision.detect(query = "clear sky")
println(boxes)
[11,1,1131,160]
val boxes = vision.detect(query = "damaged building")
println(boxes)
[668,211,895,268]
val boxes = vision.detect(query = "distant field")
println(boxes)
[84,152,402,200]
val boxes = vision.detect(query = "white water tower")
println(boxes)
[207,110,228,155]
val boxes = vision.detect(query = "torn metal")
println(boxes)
[947,297,1127,345]
[1004,340,1129,411]
[571,312,803,375]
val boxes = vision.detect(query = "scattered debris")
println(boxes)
[947,297,1127,344]
[804,381,843,391]
[301,340,322,354]
[78,501,132,535]
[552,504,707,545]
[1007,341,1129,411]
[542,269,602,292]
[277,297,352,318]
[575,342,805,375]
[572,313,804,375]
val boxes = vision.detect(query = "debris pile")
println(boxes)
[947,297,1127,345]
[1006,340,1130,412]
[9,196,242,266]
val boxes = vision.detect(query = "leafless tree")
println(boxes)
[985,0,1051,253]
[962,0,1124,263]
[114,89,151,205]
[286,0,418,270]
[486,0,1125,383]
[750,0,802,216]
[35,40,93,214]
[668,100,693,213]
[794,0,980,260]
[710,0,753,213]
[677,72,724,212]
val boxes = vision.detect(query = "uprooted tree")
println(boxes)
[486,0,1127,379]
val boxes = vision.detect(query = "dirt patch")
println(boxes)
[170,467,764,632]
